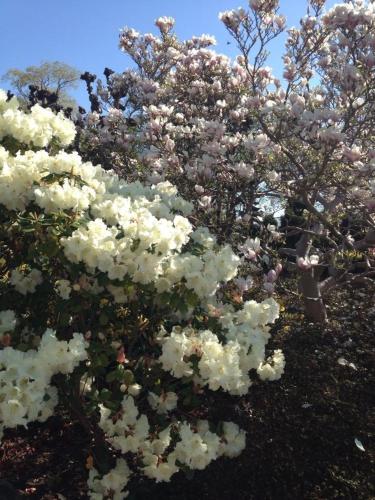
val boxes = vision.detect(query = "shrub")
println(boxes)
[0,90,284,499]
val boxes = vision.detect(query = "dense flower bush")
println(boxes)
[0,90,284,498]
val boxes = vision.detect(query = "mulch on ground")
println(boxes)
[1,283,374,499]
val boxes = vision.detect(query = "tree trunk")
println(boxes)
[298,269,327,323]
[296,233,327,323]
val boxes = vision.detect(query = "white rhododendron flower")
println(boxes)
[0,90,75,147]
[55,279,72,300]
[88,458,131,499]
[10,268,43,295]
[0,330,87,438]
[0,310,16,336]
[147,391,178,414]
[97,394,247,486]
[257,349,286,381]
[158,297,282,395]
[220,421,247,457]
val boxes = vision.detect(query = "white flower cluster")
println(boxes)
[155,16,175,33]
[0,148,105,212]
[174,423,216,471]
[147,391,178,414]
[93,394,246,494]
[88,458,131,500]
[0,90,75,147]
[221,298,285,379]
[164,245,240,298]
[0,329,87,440]
[0,97,240,300]
[257,349,285,381]
[34,177,98,213]
[323,1,375,29]
[219,8,247,30]
[159,298,283,395]
[174,420,246,468]
[55,279,72,299]
[59,176,237,299]
[61,212,193,288]
[10,268,43,295]
[99,395,149,455]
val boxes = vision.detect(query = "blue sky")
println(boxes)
[0,0,336,108]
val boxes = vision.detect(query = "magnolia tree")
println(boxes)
[0,91,284,498]
[77,0,375,322]
[220,0,375,321]
[78,18,285,298]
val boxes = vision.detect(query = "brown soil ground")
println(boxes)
[1,283,374,500]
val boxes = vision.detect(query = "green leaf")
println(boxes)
[105,370,118,383]
[70,303,83,313]
[97,353,109,367]
[123,370,134,385]
[104,400,121,412]
[182,395,192,406]
[185,289,199,308]
[40,239,59,257]
[59,312,71,327]
[97,274,110,287]
[99,313,109,326]
[99,388,112,401]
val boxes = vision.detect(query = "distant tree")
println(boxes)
[2,61,80,109]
